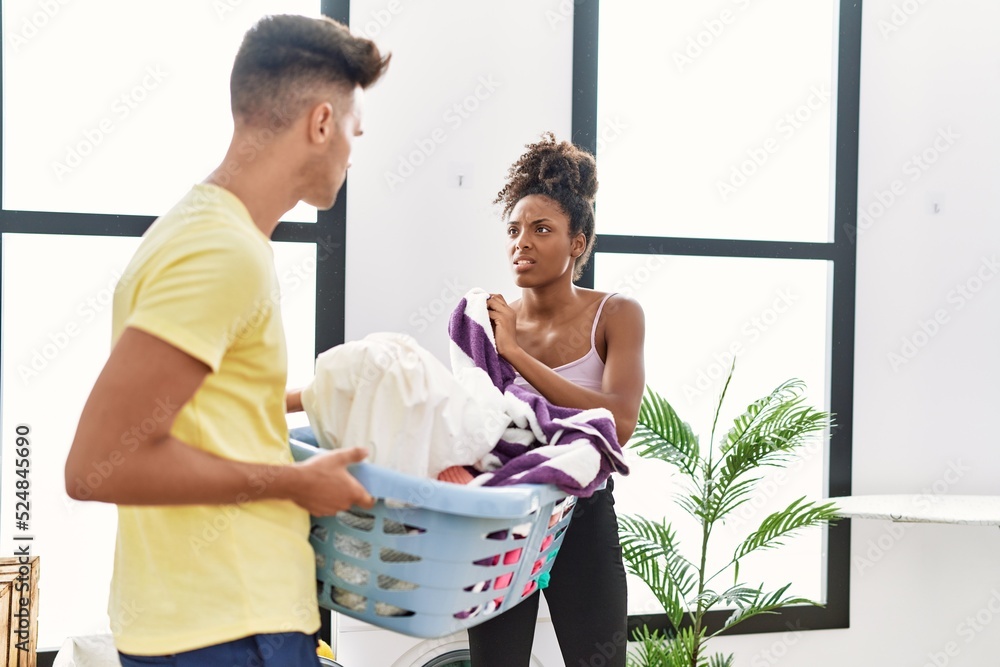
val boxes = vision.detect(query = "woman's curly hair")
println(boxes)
[494,132,598,281]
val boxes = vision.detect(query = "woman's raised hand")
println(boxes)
[486,293,519,359]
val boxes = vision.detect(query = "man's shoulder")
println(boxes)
[124,207,270,301]
[145,191,264,260]
[159,185,251,229]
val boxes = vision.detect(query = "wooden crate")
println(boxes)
[0,556,39,667]
[0,581,10,662]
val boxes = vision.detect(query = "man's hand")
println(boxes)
[289,447,375,515]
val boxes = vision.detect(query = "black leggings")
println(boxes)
[467,479,628,667]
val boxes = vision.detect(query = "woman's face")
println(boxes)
[506,194,584,287]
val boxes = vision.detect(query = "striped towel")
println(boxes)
[448,289,629,496]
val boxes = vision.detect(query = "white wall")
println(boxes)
[344,1,1000,665]
[340,3,573,661]
[345,0,573,361]
[689,1,1000,665]
[3,0,992,661]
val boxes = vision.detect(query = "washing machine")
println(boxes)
[332,597,563,666]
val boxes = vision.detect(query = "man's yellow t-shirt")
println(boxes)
[108,184,319,655]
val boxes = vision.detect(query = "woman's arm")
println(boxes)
[493,295,646,444]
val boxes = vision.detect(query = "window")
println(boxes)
[0,1,344,656]
[574,0,859,635]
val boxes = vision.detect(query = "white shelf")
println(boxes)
[832,495,1000,526]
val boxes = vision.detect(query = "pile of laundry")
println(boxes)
[301,288,629,495]
[298,289,629,616]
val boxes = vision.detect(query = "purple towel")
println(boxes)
[449,289,629,496]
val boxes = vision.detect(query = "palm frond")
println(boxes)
[721,379,828,458]
[734,498,841,561]
[718,394,828,486]
[721,583,822,631]
[619,515,696,629]
[708,360,737,459]
[722,584,765,609]
[632,387,701,476]
[695,584,763,615]
[628,625,704,667]
[721,379,804,452]
[701,476,760,524]
[707,653,735,667]
[694,381,828,541]
[694,589,720,611]
[676,491,708,523]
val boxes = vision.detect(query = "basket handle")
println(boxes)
[290,439,568,519]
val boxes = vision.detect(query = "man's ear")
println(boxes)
[307,101,335,144]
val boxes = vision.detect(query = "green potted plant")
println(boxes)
[619,368,839,667]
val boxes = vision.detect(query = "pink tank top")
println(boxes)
[513,293,616,394]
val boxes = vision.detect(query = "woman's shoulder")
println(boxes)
[588,290,644,336]
[598,293,645,341]
[592,291,644,351]
[589,290,644,315]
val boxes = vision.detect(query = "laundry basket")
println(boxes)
[290,438,576,639]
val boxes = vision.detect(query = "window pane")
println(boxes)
[2,0,320,222]
[597,1,837,242]
[595,253,832,615]
[0,233,316,649]
[276,242,318,430]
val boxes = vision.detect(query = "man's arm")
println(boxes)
[65,327,373,515]
[286,388,304,413]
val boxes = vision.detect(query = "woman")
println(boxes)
[470,133,645,666]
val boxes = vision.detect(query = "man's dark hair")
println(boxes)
[231,14,391,128]
[495,132,599,281]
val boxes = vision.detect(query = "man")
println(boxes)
[64,15,390,666]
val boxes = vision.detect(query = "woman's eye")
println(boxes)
[506,227,518,236]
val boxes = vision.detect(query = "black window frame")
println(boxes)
[571,0,858,638]
[0,2,351,663]
[0,1,859,662]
